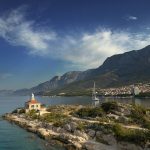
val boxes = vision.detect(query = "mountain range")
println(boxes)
[14,45,150,95]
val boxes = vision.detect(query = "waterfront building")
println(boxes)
[25,93,41,113]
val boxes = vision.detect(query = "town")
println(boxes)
[95,83,150,96]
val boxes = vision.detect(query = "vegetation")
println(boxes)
[47,105,79,115]
[113,123,150,146]
[130,104,150,129]
[26,109,39,119]
[76,106,104,118]
[76,121,87,131]
[88,123,113,134]
[39,112,70,127]
[101,101,119,113]
[12,108,25,114]
[9,101,150,148]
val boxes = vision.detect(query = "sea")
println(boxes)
[0,96,150,150]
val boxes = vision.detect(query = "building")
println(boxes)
[25,93,41,113]
[133,86,140,95]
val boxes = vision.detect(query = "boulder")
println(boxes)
[101,134,116,145]
[74,130,88,140]
[64,124,72,132]
[96,131,103,138]
[107,113,119,120]
[84,140,116,150]
[87,129,96,138]
[117,142,143,150]
[52,127,62,133]
[123,109,131,116]
[118,116,129,124]
[70,122,78,132]
[96,131,116,145]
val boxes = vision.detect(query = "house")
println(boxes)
[25,93,41,113]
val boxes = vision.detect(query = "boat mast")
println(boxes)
[92,81,96,98]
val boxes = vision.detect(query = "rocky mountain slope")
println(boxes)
[14,45,150,95]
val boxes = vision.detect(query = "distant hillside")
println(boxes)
[14,45,150,95]
[0,90,14,96]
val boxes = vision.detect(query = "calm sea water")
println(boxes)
[0,96,91,150]
[0,96,150,150]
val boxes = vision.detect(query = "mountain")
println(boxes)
[0,90,14,96]
[14,45,150,95]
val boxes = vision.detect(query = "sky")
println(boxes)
[1,0,150,90]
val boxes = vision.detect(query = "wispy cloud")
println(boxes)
[126,15,138,21]
[0,6,56,56]
[0,7,149,70]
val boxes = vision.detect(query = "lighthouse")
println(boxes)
[25,93,41,113]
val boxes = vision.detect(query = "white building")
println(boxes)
[25,93,41,113]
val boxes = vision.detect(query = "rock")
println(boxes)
[101,134,117,145]
[87,129,96,138]
[107,113,119,120]
[96,131,103,138]
[47,124,53,130]
[58,133,83,149]
[37,128,50,139]
[64,122,78,132]
[70,122,78,132]
[84,140,116,150]
[52,127,62,132]
[74,130,88,140]
[27,127,37,133]
[64,124,72,132]
[117,142,143,150]
[59,128,66,133]
[118,107,125,113]
[123,109,131,116]
[111,110,123,116]
[96,131,116,146]
[118,116,129,124]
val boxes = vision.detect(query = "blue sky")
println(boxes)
[1,0,150,90]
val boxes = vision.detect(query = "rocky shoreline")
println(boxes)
[2,102,150,150]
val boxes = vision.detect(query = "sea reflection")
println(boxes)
[92,100,100,106]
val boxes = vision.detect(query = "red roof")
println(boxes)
[26,99,40,104]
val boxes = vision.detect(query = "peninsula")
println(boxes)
[2,94,150,150]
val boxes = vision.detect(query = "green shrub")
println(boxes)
[130,105,150,129]
[113,123,150,146]
[26,109,39,119]
[76,121,87,131]
[53,119,70,127]
[131,105,146,117]
[39,112,69,126]
[76,106,104,118]
[101,101,119,113]
[12,108,25,114]
[88,123,113,134]
[18,109,25,114]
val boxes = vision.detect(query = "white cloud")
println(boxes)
[127,15,138,20]
[0,7,150,70]
[49,29,150,69]
[0,6,56,55]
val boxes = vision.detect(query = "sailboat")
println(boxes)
[92,82,99,101]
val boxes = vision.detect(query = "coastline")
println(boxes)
[2,103,150,150]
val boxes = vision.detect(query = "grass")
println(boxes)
[113,123,150,146]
